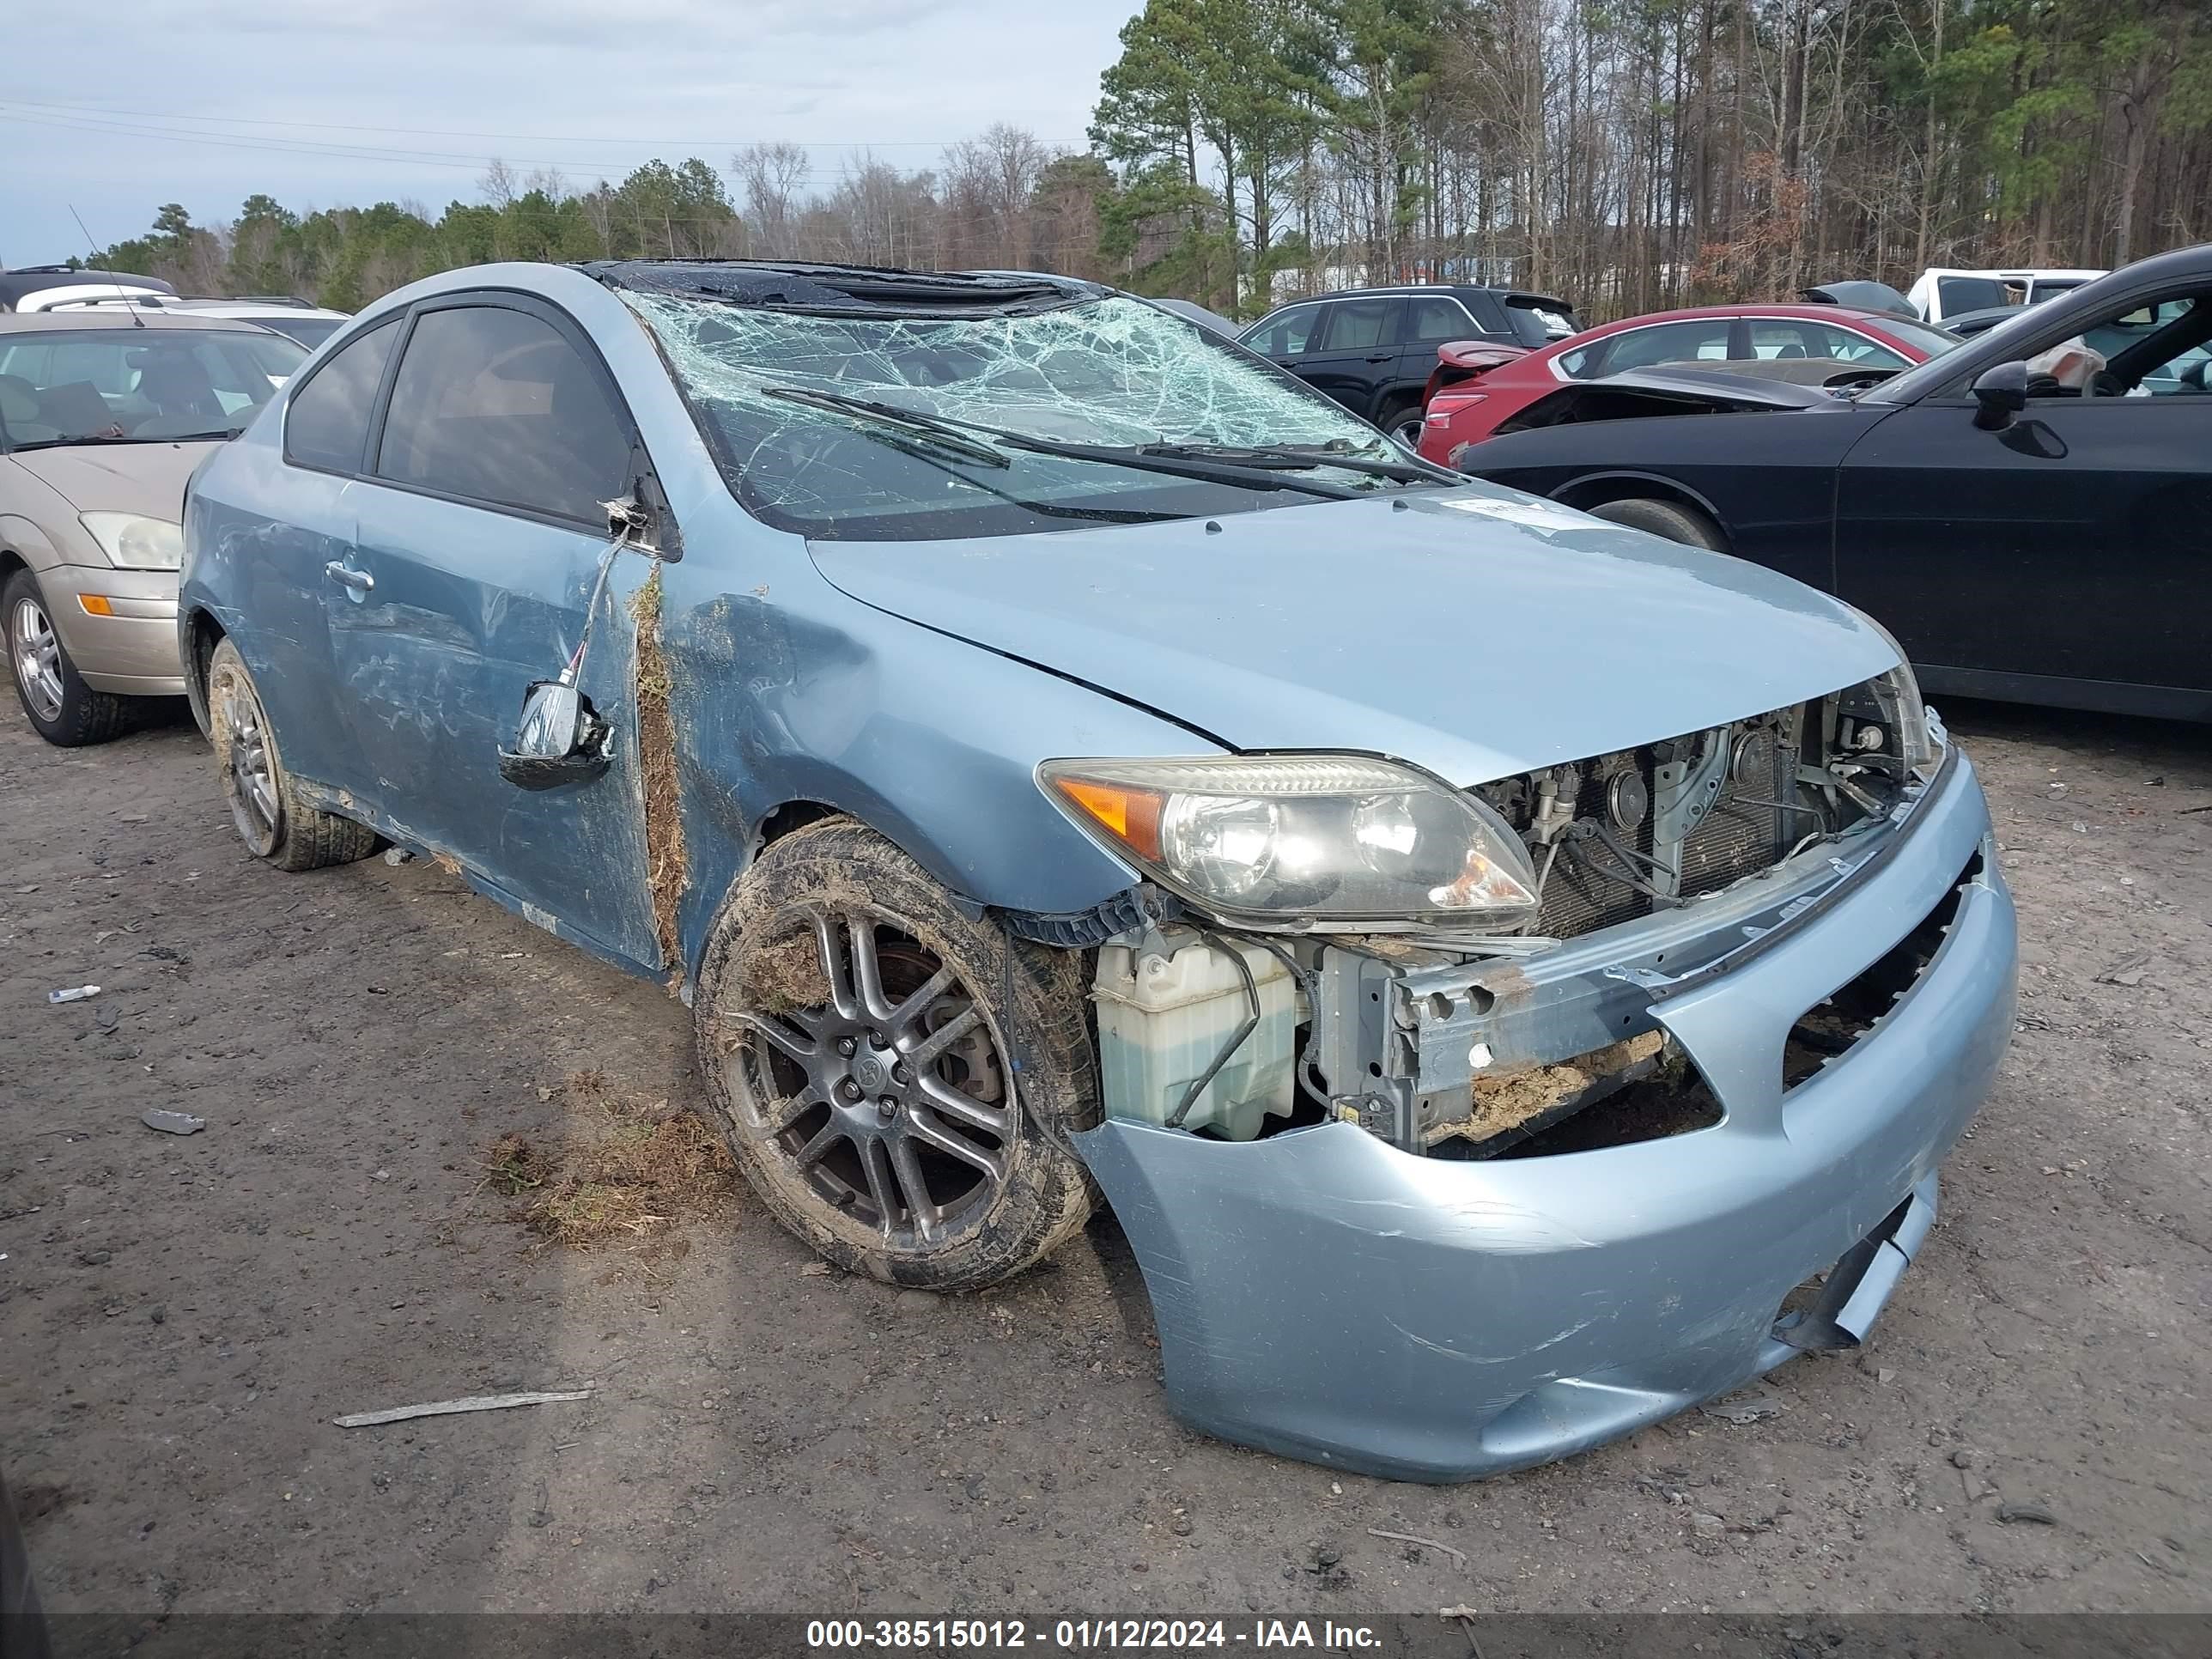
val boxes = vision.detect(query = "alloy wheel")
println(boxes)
[216,669,282,854]
[732,910,1012,1248]
[9,594,64,724]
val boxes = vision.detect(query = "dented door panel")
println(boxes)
[335,482,660,968]
[182,441,361,786]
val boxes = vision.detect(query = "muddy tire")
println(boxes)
[695,817,1099,1291]
[1585,496,1729,553]
[207,639,379,872]
[5,567,135,747]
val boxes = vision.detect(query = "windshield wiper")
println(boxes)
[1140,441,1459,485]
[760,384,1363,501]
[763,386,1010,468]
[11,429,240,450]
[985,433,1366,500]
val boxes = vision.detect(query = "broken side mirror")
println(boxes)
[1971,361,2031,430]
[496,483,669,790]
[497,679,611,791]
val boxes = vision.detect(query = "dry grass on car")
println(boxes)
[629,567,690,989]
[483,1069,737,1256]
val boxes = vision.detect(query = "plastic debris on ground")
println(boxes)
[140,1109,206,1136]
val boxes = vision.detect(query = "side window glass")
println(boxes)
[1407,297,1476,344]
[1747,320,1814,360]
[1939,276,2011,313]
[2076,296,2211,396]
[285,319,400,473]
[1319,300,1395,352]
[1605,321,1732,372]
[1465,292,1513,334]
[374,305,631,523]
[0,343,48,389]
[1814,325,1905,367]
[1249,307,1321,357]
[1747,320,1906,367]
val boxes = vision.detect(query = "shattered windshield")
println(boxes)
[622,290,1425,541]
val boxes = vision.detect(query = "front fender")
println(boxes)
[1547,467,1736,534]
[658,554,1217,979]
[0,514,69,572]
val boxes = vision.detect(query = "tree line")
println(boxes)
[79,0,2210,323]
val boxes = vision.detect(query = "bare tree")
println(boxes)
[942,123,1055,267]
[479,158,521,210]
[731,142,811,258]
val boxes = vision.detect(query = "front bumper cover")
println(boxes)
[1076,748,2015,1482]
[42,563,184,695]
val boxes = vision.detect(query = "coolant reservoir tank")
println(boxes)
[1093,935,1297,1141]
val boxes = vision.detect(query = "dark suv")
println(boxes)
[1240,284,1578,443]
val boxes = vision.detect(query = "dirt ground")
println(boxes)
[3,693,2206,1624]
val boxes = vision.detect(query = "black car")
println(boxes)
[1458,244,2212,721]
[1242,283,1578,444]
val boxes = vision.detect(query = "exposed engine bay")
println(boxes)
[1088,677,1945,1163]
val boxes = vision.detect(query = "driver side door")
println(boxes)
[331,293,667,969]
[1833,278,2212,713]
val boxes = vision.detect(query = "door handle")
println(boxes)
[1364,353,1394,363]
[324,561,373,594]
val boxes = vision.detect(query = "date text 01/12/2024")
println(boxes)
[805,1620,1385,1650]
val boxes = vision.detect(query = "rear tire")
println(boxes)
[5,568,134,747]
[206,639,379,871]
[1382,401,1425,450]
[695,817,1099,1291]
[1585,496,1729,552]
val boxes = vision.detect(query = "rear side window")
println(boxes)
[1318,299,1396,351]
[1405,296,1479,343]
[285,319,399,473]
[374,305,631,525]
[1584,319,1735,375]
[1747,319,1907,368]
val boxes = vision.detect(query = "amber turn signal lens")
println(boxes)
[77,595,115,617]
[1049,777,1164,862]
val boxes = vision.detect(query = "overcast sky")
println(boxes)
[2,0,1133,269]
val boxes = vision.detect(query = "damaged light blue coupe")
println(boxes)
[179,261,2017,1482]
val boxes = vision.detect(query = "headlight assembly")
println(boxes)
[1040,754,1540,929]
[80,513,184,572]
[1852,611,1943,776]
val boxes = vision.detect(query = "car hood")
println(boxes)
[807,486,1901,784]
[7,441,217,518]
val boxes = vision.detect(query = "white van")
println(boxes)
[1909,267,2105,324]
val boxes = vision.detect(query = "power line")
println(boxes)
[0,97,1083,152]
[0,106,639,173]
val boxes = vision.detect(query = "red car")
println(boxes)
[1414,303,1963,465]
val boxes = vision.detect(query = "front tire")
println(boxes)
[695,818,1099,1291]
[1584,496,1729,552]
[5,568,132,747]
[206,639,378,871]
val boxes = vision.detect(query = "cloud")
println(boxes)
[0,0,1130,262]
[58,0,953,47]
